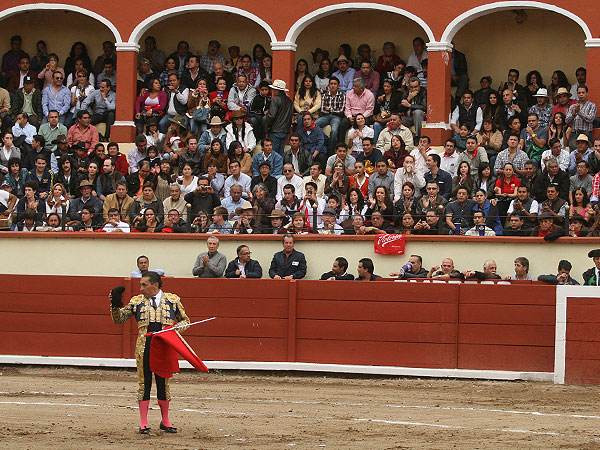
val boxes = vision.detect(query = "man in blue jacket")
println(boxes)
[296,112,327,172]
[269,234,307,279]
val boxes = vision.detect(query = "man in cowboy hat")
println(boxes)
[529,88,553,129]
[49,134,70,173]
[265,209,286,234]
[583,249,600,285]
[568,134,594,175]
[331,55,356,94]
[265,79,293,155]
[199,116,227,153]
[566,85,597,150]
[233,200,260,234]
[68,179,102,224]
[551,87,576,119]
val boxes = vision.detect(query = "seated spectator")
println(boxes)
[22,134,51,172]
[25,153,53,199]
[39,112,68,155]
[236,54,260,87]
[66,68,94,129]
[317,207,344,235]
[538,260,579,285]
[224,160,251,199]
[283,133,313,178]
[372,78,402,144]
[269,234,307,279]
[67,110,99,152]
[12,113,36,151]
[519,113,548,165]
[383,135,410,171]
[42,71,70,124]
[568,216,588,237]
[463,259,502,280]
[205,205,232,234]
[376,114,414,155]
[225,112,256,156]
[505,256,536,281]
[252,138,283,178]
[474,76,493,107]
[95,59,116,90]
[162,182,186,217]
[465,210,496,236]
[199,117,227,153]
[493,134,529,177]
[417,178,448,213]
[538,184,567,224]
[320,257,354,280]
[570,161,593,203]
[366,184,394,220]
[458,135,489,178]
[73,205,97,231]
[102,181,133,223]
[357,56,378,93]
[473,188,502,234]
[363,210,394,234]
[36,212,64,232]
[263,209,286,234]
[276,163,304,202]
[38,53,64,90]
[155,208,186,233]
[344,78,374,127]
[184,176,221,219]
[529,88,553,129]
[129,181,164,223]
[331,55,356,94]
[294,75,321,122]
[283,210,313,234]
[568,134,594,175]
[427,258,463,279]
[252,161,277,199]
[316,77,347,154]
[548,110,571,149]
[400,77,426,137]
[476,120,502,168]
[445,186,476,234]
[367,159,393,199]
[296,112,327,171]
[130,255,165,278]
[15,180,44,223]
[126,160,156,198]
[134,77,166,134]
[13,76,42,130]
[225,244,263,278]
[494,162,520,219]
[451,161,474,199]
[357,137,383,176]
[202,138,228,174]
[424,154,452,200]
[530,211,563,237]
[7,55,35,94]
[541,137,570,172]
[325,143,356,178]
[227,73,256,113]
[507,185,538,226]
[275,183,302,218]
[232,201,262,234]
[356,257,380,281]
[103,207,130,233]
[533,158,569,203]
[220,183,245,220]
[192,235,226,278]
[503,213,529,236]
[247,81,271,140]
[390,255,428,279]
[498,88,527,132]
[3,157,27,198]
[98,158,124,200]
[0,132,21,174]
[451,90,482,135]
[207,61,234,93]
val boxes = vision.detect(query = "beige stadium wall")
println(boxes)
[139,13,271,61]
[454,10,585,94]
[1,234,597,281]
[295,11,427,68]
[0,11,114,68]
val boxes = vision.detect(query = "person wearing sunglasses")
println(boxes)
[41,70,70,125]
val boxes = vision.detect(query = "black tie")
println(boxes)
[150,296,157,308]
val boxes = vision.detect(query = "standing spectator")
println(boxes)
[265,80,293,155]
[192,235,226,278]
[225,244,263,279]
[42,71,70,124]
[269,234,307,279]
[566,86,597,149]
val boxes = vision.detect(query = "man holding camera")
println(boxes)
[183,176,221,218]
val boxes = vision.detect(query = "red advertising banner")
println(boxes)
[374,234,406,255]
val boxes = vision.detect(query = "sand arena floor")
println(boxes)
[0,366,599,449]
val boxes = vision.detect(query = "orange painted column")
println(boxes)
[270,43,296,100]
[585,41,600,139]
[423,42,453,146]
[111,44,139,143]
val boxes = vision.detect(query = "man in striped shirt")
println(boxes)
[566,85,597,150]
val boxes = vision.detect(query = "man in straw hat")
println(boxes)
[568,134,594,175]
[551,87,576,118]
[265,79,293,155]
[566,84,597,150]
[68,179,102,224]
[331,55,356,94]
[199,116,227,152]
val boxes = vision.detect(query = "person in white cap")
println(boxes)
[528,88,553,129]
[265,79,293,155]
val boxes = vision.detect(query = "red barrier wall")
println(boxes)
[0,275,556,374]
[565,297,600,384]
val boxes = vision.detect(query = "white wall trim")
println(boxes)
[0,4,122,43]
[423,122,452,130]
[271,42,298,51]
[585,39,600,48]
[441,1,592,43]
[115,43,140,52]
[128,5,277,45]
[285,3,435,44]
[426,42,453,52]
[554,285,600,384]
[0,355,552,381]
[112,121,135,127]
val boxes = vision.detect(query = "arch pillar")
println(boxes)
[423,42,453,145]
[271,42,296,99]
[111,43,139,143]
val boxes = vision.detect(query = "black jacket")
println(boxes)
[154,218,187,233]
[180,67,209,90]
[269,249,307,279]
[283,148,313,177]
[249,94,271,116]
[265,92,293,134]
[126,172,156,198]
[225,258,263,278]
[184,191,221,218]
[251,175,277,199]
[320,271,355,280]
[532,170,570,203]
[13,88,43,117]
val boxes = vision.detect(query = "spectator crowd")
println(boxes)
[0,35,598,238]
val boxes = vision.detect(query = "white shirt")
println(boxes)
[393,168,425,201]
[149,289,163,308]
[409,147,436,177]
[103,221,131,233]
[347,126,374,154]
[224,173,252,198]
[440,151,459,176]
[276,174,304,201]
[450,105,483,131]
[406,51,428,74]
[166,88,189,116]
[301,197,326,228]
[507,198,539,215]
[12,123,37,145]
[302,174,327,199]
